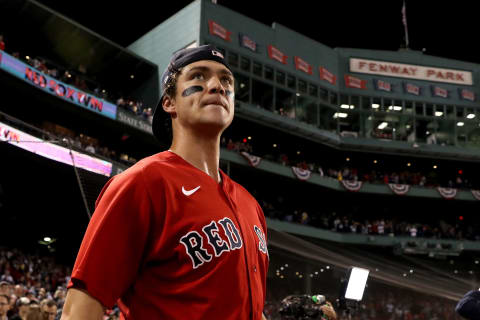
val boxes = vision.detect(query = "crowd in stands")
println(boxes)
[39,124,138,167]
[221,137,477,190]
[1,246,462,320]
[0,247,120,320]
[261,199,478,241]
[263,290,460,320]
[0,33,151,125]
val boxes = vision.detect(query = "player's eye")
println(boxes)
[222,76,233,85]
[192,73,204,80]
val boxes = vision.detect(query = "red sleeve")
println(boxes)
[67,165,153,308]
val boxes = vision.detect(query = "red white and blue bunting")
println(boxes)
[388,184,410,195]
[471,190,480,201]
[291,167,311,181]
[341,180,363,192]
[240,151,262,167]
[437,187,457,199]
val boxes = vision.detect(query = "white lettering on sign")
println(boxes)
[350,58,472,85]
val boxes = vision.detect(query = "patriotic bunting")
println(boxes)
[319,67,336,85]
[459,88,475,101]
[437,187,457,199]
[294,56,313,75]
[267,45,288,64]
[208,20,232,42]
[472,190,480,201]
[388,184,410,195]
[431,85,448,98]
[239,33,257,52]
[240,151,262,167]
[291,167,312,181]
[344,75,367,89]
[404,82,420,95]
[341,180,363,192]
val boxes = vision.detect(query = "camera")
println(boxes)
[278,266,369,319]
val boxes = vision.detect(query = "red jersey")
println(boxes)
[68,151,269,319]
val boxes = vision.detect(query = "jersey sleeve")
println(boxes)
[67,165,154,308]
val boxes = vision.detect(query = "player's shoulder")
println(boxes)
[114,151,179,182]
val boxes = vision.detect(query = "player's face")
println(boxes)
[167,60,235,136]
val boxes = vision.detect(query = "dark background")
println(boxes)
[35,0,480,64]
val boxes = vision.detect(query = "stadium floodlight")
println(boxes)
[340,104,350,109]
[371,103,380,109]
[333,112,348,119]
[377,122,388,129]
[435,111,443,117]
[457,122,465,127]
[388,105,402,111]
[467,113,476,119]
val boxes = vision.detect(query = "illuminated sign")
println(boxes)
[0,51,117,119]
[0,121,112,176]
[350,58,473,85]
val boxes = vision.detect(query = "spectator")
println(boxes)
[85,144,95,154]
[0,34,5,51]
[25,306,44,320]
[0,282,10,296]
[40,299,56,320]
[1,271,13,285]
[11,297,30,320]
[0,294,10,320]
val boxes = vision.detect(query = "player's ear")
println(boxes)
[162,95,177,117]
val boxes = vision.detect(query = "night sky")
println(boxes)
[34,0,480,65]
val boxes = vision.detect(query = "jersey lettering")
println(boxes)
[202,220,230,257]
[179,231,212,269]
[218,217,243,250]
[254,225,269,259]
[180,217,243,269]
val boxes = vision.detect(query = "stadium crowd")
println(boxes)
[261,199,476,241]
[263,290,461,320]
[0,247,120,320]
[221,138,476,190]
[1,246,462,320]
[0,36,151,124]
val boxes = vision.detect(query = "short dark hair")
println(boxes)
[40,299,56,308]
[161,68,182,142]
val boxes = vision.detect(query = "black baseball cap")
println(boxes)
[151,44,232,141]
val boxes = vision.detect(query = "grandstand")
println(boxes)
[1,0,479,319]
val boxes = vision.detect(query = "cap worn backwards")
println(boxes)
[152,44,232,142]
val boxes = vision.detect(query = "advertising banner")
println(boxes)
[0,51,117,119]
[0,121,112,176]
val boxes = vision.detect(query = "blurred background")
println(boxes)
[1,0,479,319]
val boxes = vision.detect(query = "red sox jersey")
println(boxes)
[67,151,269,319]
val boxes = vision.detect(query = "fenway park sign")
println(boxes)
[350,58,473,85]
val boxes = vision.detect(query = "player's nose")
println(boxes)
[207,76,226,96]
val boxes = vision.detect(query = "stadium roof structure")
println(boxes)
[0,0,159,105]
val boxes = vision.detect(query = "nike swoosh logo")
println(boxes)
[182,186,201,196]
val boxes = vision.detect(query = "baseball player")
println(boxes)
[60,45,269,320]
